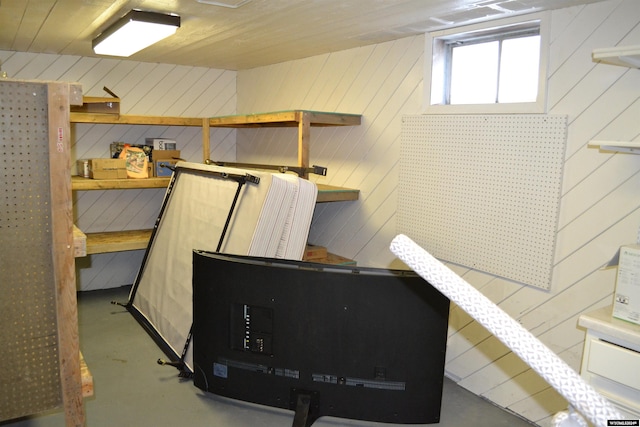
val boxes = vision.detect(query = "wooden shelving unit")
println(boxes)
[71,179,358,254]
[71,175,171,190]
[72,176,358,200]
[71,109,361,256]
[208,110,361,180]
[70,112,204,126]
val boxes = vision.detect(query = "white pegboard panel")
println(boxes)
[398,114,567,290]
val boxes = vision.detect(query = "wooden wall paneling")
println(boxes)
[236,36,425,267]
[547,0,629,106]
[553,210,638,301]
[508,385,566,423]
[557,166,640,262]
[486,367,551,410]
[560,74,640,200]
[0,51,25,73]
[447,321,493,366]
[35,55,77,81]
[307,50,358,108]
[18,54,61,79]
[547,1,614,75]
[323,47,379,112]
[1,0,635,422]
[459,351,531,395]
[184,71,236,117]
[109,63,179,114]
[335,171,396,255]
[76,251,147,292]
[88,61,139,100]
[64,58,119,96]
[327,42,410,185]
[295,57,337,107]
[57,57,103,84]
[341,49,423,189]
[237,62,287,113]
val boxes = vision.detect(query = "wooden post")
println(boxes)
[48,82,85,427]
[202,117,211,162]
[297,111,310,179]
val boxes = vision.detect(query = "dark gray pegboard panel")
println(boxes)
[0,81,62,421]
[398,114,567,290]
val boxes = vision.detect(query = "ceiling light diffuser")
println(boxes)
[93,10,180,57]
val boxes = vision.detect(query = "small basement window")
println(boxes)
[425,13,549,114]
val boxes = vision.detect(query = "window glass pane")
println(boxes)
[450,41,499,104]
[498,35,541,103]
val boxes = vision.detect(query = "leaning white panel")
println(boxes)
[128,162,316,372]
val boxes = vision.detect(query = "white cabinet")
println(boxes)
[579,305,640,419]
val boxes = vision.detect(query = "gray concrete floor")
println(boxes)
[2,286,536,427]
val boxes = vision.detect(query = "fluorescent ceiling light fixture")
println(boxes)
[93,10,180,57]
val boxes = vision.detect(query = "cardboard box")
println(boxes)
[152,150,181,177]
[613,244,640,325]
[70,96,120,115]
[146,138,177,150]
[155,160,179,177]
[152,150,181,161]
[77,159,90,178]
[88,158,127,180]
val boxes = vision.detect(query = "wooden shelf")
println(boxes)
[85,229,152,254]
[72,175,357,201]
[71,109,361,257]
[316,184,359,202]
[72,175,171,190]
[70,112,204,126]
[72,109,363,132]
[208,110,361,128]
[209,110,361,180]
[75,183,358,256]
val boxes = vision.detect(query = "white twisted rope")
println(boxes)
[553,405,590,427]
[389,234,622,427]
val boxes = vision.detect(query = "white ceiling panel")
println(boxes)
[0,0,606,70]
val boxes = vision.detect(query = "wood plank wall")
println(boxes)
[0,51,237,291]
[236,0,640,424]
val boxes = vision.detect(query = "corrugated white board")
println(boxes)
[398,114,567,290]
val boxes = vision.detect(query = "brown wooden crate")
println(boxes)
[303,244,328,260]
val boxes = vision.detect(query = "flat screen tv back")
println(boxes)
[192,251,450,427]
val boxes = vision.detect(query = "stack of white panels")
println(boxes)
[128,162,317,371]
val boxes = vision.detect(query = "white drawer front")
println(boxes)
[588,339,640,390]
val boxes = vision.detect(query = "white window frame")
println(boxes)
[424,12,550,114]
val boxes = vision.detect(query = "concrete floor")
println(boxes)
[2,286,536,427]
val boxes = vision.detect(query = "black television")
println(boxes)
[192,251,450,427]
